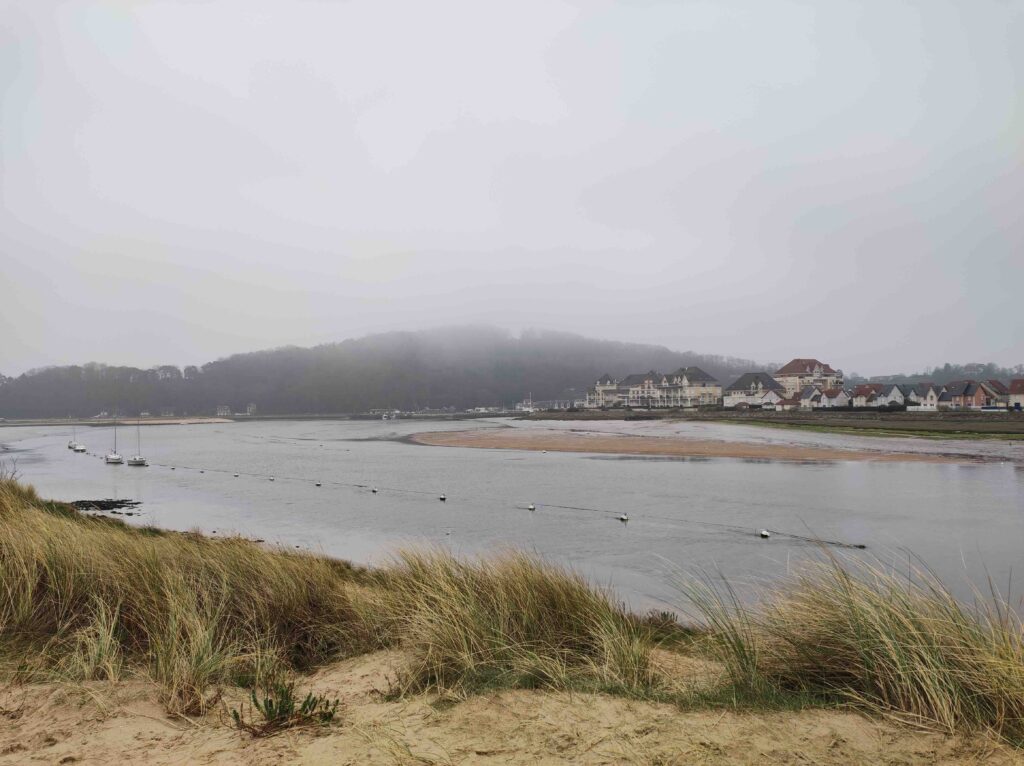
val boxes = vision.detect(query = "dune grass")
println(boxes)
[679,557,1024,743]
[5,475,1024,744]
[0,477,651,713]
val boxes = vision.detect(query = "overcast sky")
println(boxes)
[1,1,1021,377]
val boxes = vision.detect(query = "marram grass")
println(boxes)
[678,556,1024,742]
[4,476,1024,745]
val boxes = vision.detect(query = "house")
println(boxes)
[799,385,823,409]
[981,380,1009,407]
[820,388,851,408]
[941,381,987,410]
[585,374,621,408]
[877,384,908,407]
[775,359,843,397]
[660,367,722,407]
[852,383,885,408]
[776,396,800,411]
[215,405,232,417]
[622,371,663,408]
[909,383,942,410]
[723,372,785,408]
[1010,379,1024,411]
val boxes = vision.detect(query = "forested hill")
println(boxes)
[0,327,769,418]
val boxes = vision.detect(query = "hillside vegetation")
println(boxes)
[0,326,767,418]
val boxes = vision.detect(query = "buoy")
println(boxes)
[199,470,204,474]
[269,477,275,482]
[759,530,771,539]
[439,494,447,502]
[171,466,175,470]
[315,481,322,487]
[542,450,547,454]
[233,473,239,477]
[528,503,536,511]
[618,514,629,522]
[371,487,378,494]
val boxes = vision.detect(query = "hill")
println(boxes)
[0,326,769,418]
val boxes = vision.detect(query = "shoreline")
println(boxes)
[409,428,973,463]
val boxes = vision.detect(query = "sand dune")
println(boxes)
[0,649,1015,765]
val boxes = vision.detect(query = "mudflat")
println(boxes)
[410,428,968,463]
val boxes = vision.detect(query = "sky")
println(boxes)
[1,0,1021,378]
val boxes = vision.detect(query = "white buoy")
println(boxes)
[171,466,175,470]
[371,487,378,494]
[439,494,446,502]
[618,513,629,522]
[528,503,536,511]
[315,481,322,487]
[759,529,771,539]
[269,476,275,482]
[233,473,239,477]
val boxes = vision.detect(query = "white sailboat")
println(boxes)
[127,419,147,466]
[105,416,124,464]
[68,424,80,450]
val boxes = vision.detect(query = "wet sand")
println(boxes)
[410,428,968,463]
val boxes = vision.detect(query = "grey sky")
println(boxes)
[1,0,1021,377]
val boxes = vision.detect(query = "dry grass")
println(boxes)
[0,478,652,714]
[0,478,381,713]
[377,549,653,696]
[679,556,1024,743]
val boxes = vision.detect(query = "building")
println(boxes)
[851,383,884,408]
[723,372,785,408]
[982,380,1009,407]
[585,367,722,409]
[820,388,851,408]
[585,374,621,408]
[775,359,843,396]
[941,381,987,410]
[1010,379,1024,411]
[799,385,823,409]
[215,405,232,417]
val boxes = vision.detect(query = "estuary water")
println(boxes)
[3,418,1023,612]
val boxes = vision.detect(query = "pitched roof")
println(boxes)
[799,385,822,398]
[620,371,661,386]
[596,373,615,385]
[668,366,718,383]
[1010,379,1024,395]
[776,358,838,376]
[853,383,885,397]
[822,388,847,398]
[985,379,1009,395]
[725,372,785,393]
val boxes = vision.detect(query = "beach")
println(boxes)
[410,427,971,463]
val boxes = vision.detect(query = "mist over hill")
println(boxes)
[0,327,770,418]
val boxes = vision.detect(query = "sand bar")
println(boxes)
[411,428,968,463]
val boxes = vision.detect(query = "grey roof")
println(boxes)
[596,373,615,385]
[725,372,785,393]
[620,371,661,386]
[665,366,718,383]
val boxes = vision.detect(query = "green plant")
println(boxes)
[231,682,340,737]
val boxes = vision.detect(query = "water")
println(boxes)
[3,418,1023,612]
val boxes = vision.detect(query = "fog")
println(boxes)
[1,0,1021,377]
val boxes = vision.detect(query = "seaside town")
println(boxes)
[578,358,1024,412]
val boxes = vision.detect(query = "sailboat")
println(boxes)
[69,425,87,452]
[127,419,147,466]
[105,415,124,464]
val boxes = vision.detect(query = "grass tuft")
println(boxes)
[677,556,1024,742]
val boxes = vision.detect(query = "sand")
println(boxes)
[1,649,1016,765]
[409,428,966,464]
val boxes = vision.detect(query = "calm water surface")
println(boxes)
[3,418,1022,611]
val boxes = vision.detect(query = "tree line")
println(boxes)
[0,327,769,418]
